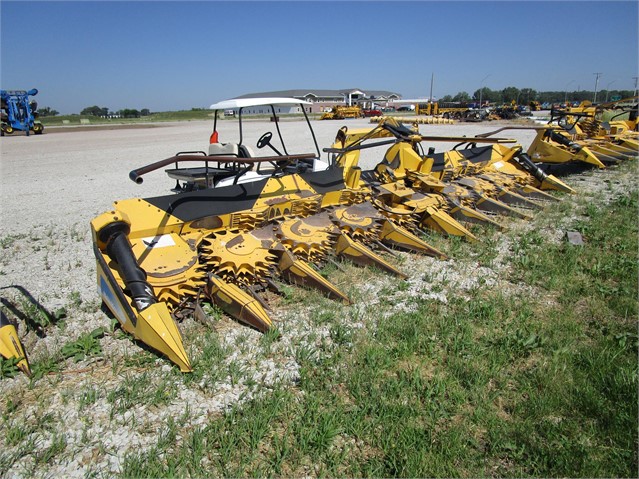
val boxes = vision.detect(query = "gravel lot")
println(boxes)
[0,116,588,477]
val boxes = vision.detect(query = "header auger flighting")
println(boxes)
[90,99,573,372]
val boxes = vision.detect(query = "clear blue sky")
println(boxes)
[1,1,637,114]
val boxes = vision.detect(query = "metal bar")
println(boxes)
[129,153,317,183]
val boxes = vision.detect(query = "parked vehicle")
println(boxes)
[362,108,382,117]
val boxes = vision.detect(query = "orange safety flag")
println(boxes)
[210,130,219,144]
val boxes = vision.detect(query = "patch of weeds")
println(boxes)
[492,327,546,359]
[292,395,343,458]
[329,322,353,346]
[67,290,83,309]
[0,356,22,378]
[78,383,103,411]
[35,432,67,465]
[107,372,157,418]
[120,349,158,370]
[60,327,105,362]
[68,224,86,242]
[5,422,32,447]
[475,230,500,266]
[319,260,339,279]
[233,331,251,348]
[155,416,179,452]
[295,342,319,367]
[310,305,339,326]
[259,327,280,355]
[0,234,26,249]
[151,377,178,407]
[201,302,223,321]
[278,283,294,301]
[14,296,54,332]
[183,331,228,388]
[43,252,51,271]
[226,361,247,386]
[2,397,22,420]
[29,354,62,382]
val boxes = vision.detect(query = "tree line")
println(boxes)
[79,106,151,118]
[37,89,638,118]
[439,87,636,105]
[34,106,153,117]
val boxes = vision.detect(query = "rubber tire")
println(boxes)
[33,123,44,135]
[4,125,13,134]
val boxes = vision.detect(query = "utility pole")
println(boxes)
[429,72,434,103]
[593,72,603,103]
[633,76,638,97]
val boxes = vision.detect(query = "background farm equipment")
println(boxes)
[1,88,44,136]
[416,101,488,122]
[320,105,363,120]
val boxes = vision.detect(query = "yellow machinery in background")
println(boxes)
[416,101,473,119]
[320,105,363,120]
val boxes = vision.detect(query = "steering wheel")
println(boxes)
[257,132,273,149]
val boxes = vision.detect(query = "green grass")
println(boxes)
[118,186,638,477]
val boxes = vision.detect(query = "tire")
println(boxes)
[3,124,13,135]
[33,123,44,135]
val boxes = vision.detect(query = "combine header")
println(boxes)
[89,98,573,372]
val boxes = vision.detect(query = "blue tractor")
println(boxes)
[1,88,44,136]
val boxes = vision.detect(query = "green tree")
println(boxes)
[501,86,520,103]
[452,91,471,102]
[473,87,499,104]
[38,106,59,117]
[118,109,140,118]
[140,108,151,116]
[520,88,537,104]
[80,105,107,116]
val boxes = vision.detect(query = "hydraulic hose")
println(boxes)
[98,221,157,312]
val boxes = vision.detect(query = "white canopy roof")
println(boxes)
[209,97,311,110]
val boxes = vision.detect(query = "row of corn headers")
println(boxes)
[1,98,637,375]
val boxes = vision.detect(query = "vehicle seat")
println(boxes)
[238,144,257,158]
[208,142,239,157]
